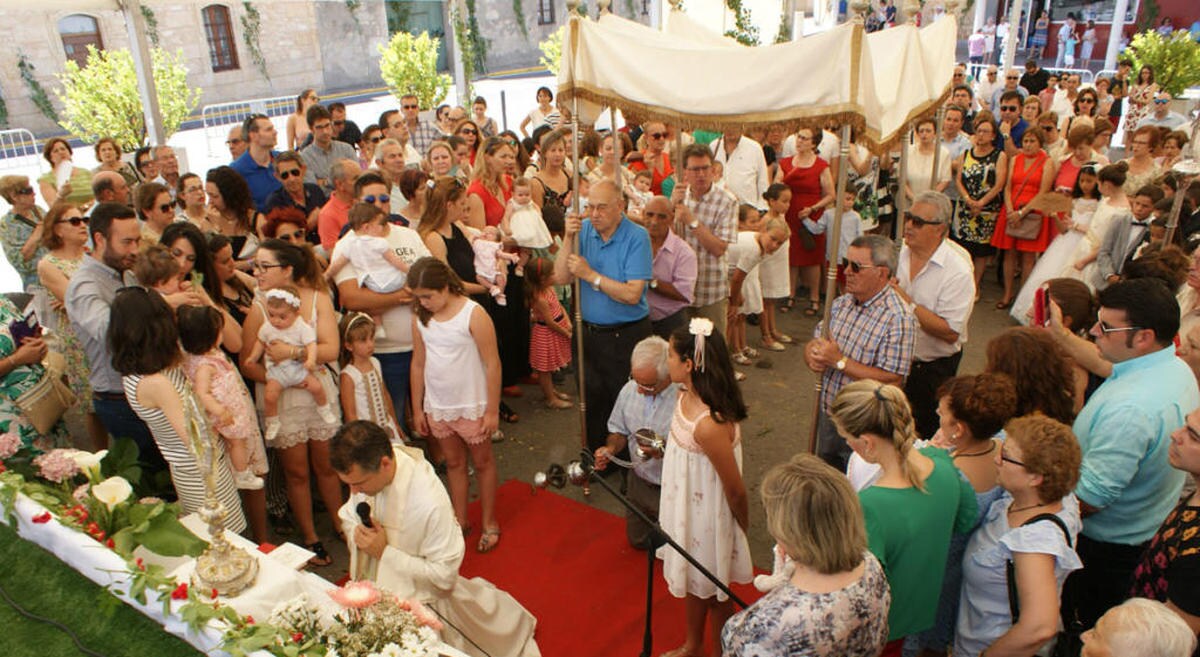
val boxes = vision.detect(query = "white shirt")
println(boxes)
[1050,89,1076,119]
[977,77,1001,107]
[779,130,841,161]
[712,136,770,210]
[332,224,430,353]
[897,239,976,361]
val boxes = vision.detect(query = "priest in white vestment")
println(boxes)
[332,421,541,657]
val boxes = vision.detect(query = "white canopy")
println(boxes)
[558,13,957,149]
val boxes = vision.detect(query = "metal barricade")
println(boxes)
[0,129,43,172]
[1045,67,1095,84]
[200,95,295,156]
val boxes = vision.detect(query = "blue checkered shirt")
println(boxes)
[815,286,916,412]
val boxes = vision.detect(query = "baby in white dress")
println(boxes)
[501,177,552,276]
[326,203,411,335]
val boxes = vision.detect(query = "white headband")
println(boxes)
[265,289,301,309]
[688,318,713,372]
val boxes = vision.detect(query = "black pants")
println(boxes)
[904,352,963,440]
[1061,534,1149,632]
[815,410,851,473]
[583,317,652,452]
[625,472,661,550]
[651,309,687,340]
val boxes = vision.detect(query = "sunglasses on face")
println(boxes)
[647,132,667,140]
[401,104,418,110]
[278,168,303,180]
[904,211,942,227]
[281,229,305,241]
[1000,105,1019,112]
[841,258,879,273]
[460,129,478,136]
[1155,99,1169,105]
[158,203,173,213]
[333,120,345,126]
[363,194,390,204]
[367,136,382,144]
[225,138,244,146]
[170,248,197,263]
[59,217,86,226]
[16,187,34,195]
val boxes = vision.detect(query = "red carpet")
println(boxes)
[461,480,764,657]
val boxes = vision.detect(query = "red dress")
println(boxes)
[529,288,571,372]
[991,151,1054,253]
[779,156,829,267]
[467,176,513,227]
[629,152,674,195]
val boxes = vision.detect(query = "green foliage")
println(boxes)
[56,46,202,150]
[240,1,269,80]
[1127,29,1200,97]
[378,31,452,108]
[464,0,490,73]
[724,0,759,45]
[140,5,161,47]
[1135,0,1159,33]
[451,6,478,101]
[18,53,58,123]
[512,0,529,39]
[539,26,564,76]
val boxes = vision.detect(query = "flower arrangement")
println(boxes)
[222,581,443,657]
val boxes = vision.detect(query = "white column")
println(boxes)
[974,0,988,31]
[121,0,165,146]
[1103,0,1130,70]
[1001,0,1022,75]
[445,0,468,106]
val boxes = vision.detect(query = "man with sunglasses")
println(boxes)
[300,104,357,195]
[804,234,915,471]
[995,90,1030,158]
[225,126,248,162]
[991,69,1029,115]
[1136,91,1188,130]
[1019,59,1050,96]
[1061,278,1199,633]
[329,102,361,150]
[399,94,443,155]
[264,151,326,244]
[892,191,975,441]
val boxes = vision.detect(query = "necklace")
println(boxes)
[1008,501,1052,514]
[953,441,995,458]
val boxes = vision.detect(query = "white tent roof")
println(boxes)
[558,13,957,149]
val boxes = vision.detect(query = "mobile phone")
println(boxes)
[1033,286,1048,327]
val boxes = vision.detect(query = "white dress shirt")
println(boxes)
[712,136,770,210]
[896,239,976,361]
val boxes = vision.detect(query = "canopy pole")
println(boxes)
[930,107,945,192]
[121,0,165,146]
[570,95,589,485]
[809,123,853,454]
[1163,176,1194,247]
[895,128,911,243]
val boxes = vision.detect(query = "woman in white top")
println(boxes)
[519,86,557,138]
[905,117,952,201]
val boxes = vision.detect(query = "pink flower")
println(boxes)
[72,484,91,502]
[0,432,20,459]
[397,598,444,631]
[32,450,80,483]
[31,512,51,524]
[328,580,381,609]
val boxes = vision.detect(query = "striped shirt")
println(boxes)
[681,184,738,306]
[815,287,916,412]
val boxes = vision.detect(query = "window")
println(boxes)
[537,0,555,25]
[202,5,240,72]
[58,14,103,68]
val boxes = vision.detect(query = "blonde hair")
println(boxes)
[763,216,791,240]
[761,454,866,574]
[134,244,180,288]
[830,380,926,491]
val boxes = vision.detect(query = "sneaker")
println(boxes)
[317,404,339,425]
[233,470,264,490]
[264,418,281,443]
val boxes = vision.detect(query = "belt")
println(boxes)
[584,317,645,333]
[94,390,126,401]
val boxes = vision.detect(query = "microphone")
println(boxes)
[356,501,373,528]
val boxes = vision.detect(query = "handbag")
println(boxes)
[1007,513,1082,657]
[1004,153,1048,240]
[14,351,77,435]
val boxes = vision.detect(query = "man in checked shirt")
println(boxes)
[804,234,916,471]
[672,143,739,336]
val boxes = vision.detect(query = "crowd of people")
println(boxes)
[0,73,1198,657]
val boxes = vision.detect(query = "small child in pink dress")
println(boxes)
[471,226,520,306]
[177,305,268,490]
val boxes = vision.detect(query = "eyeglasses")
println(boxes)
[1095,320,1143,335]
[16,187,34,195]
[225,138,244,146]
[460,129,478,136]
[1000,105,1019,112]
[646,132,667,140]
[685,165,711,172]
[278,168,303,180]
[170,247,197,263]
[1079,98,1096,103]
[999,450,1026,467]
[1006,76,1019,80]
[401,104,418,110]
[252,262,285,272]
[841,258,880,273]
[158,203,174,213]
[1132,140,1151,146]
[1155,99,1169,105]
[333,120,345,126]
[59,217,86,226]
[904,211,942,227]
[363,194,390,204]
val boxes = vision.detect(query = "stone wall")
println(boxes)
[314,2,391,94]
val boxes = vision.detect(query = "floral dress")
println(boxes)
[0,297,68,452]
[1,209,46,291]
[1125,83,1158,136]
[41,254,91,411]
[954,147,1004,256]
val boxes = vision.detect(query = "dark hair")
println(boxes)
[275,150,304,168]
[668,325,747,423]
[42,201,80,250]
[338,312,376,368]
[396,168,430,201]
[161,222,222,301]
[354,171,389,198]
[206,166,256,233]
[523,256,555,307]
[330,420,394,473]
[305,104,331,130]
[1073,164,1101,200]
[1134,184,1166,205]
[935,372,1018,443]
[134,243,181,287]
[109,287,181,376]
[134,146,154,171]
[499,130,531,172]
[92,172,119,200]
[1123,245,1189,291]
[407,257,467,326]
[329,101,347,113]
[89,201,137,245]
[362,124,382,143]
[258,238,323,290]
[177,305,224,355]
[473,96,487,107]
[177,172,201,208]
[1021,125,1047,146]
[1046,278,1097,335]
[529,125,552,153]
[134,182,171,221]
[243,113,270,139]
[951,83,974,99]
[93,137,121,162]
[42,137,71,165]
[1000,90,1024,105]
[378,109,400,130]
[535,86,554,102]
[798,126,824,148]
[349,202,385,230]
[681,142,714,166]
[295,88,316,112]
[985,327,1076,425]
[1098,161,1128,187]
[1133,125,1162,150]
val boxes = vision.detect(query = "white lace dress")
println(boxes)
[1058,198,1131,290]
[657,398,753,601]
[1012,198,1098,323]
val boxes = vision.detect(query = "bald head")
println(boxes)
[642,195,672,219]
[333,159,363,198]
[91,170,129,205]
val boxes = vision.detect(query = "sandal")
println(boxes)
[742,347,760,358]
[803,300,820,317]
[501,385,524,398]
[554,391,572,401]
[477,527,501,553]
[775,333,795,344]
[734,371,747,382]
[779,297,794,313]
[732,352,752,366]
[306,541,333,567]
[461,522,474,537]
[545,397,573,410]
[499,403,520,424]
[995,298,1013,310]
[762,340,786,352]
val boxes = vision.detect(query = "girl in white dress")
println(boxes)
[758,184,794,351]
[1059,162,1131,290]
[338,313,404,444]
[1012,165,1101,323]
[410,258,504,553]
[659,318,753,657]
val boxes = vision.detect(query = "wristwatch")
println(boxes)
[688,219,700,230]
[835,357,848,372]
[649,279,659,290]
[591,274,602,291]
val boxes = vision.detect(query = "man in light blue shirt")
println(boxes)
[1062,279,1200,632]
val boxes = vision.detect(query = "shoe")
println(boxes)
[317,404,339,425]
[306,541,333,567]
[774,333,795,344]
[477,527,501,553]
[496,294,508,306]
[734,371,747,381]
[762,340,787,352]
[545,397,573,410]
[742,347,760,358]
[746,313,760,326]
[233,470,264,490]
[264,418,281,443]
[515,266,525,277]
[501,386,523,398]
[490,429,505,443]
[732,352,752,366]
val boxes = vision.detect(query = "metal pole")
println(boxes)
[610,106,623,194]
[809,124,853,454]
[570,94,589,492]
[895,128,911,242]
[500,91,509,132]
[122,0,165,146]
[930,107,945,193]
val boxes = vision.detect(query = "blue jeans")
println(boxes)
[93,395,168,475]
[375,350,412,438]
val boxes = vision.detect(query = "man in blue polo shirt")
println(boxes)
[230,113,282,212]
[553,179,653,451]
[994,90,1029,157]
[1061,279,1200,632]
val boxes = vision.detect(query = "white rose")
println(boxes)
[92,476,133,511]
[68,449,108,481]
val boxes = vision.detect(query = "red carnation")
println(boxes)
[171,583,188,600]
[32,512,51,524]
[291,632,304,643]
